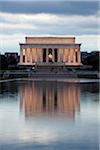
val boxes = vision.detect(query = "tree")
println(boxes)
[0,54,8,70]
[82,52,99,70]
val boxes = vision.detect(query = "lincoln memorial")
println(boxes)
[19,37,81,67]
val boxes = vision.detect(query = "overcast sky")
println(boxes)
[0,0,99,54]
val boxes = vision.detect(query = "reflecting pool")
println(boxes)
[0,80,99,150]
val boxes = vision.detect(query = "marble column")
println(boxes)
[63,48,66,62]
[70,48,74,63]
[72,48,75,63]
[68,48,71,63]
[36,48,38,62]
[40,48,43,62]
[78,49,81,63]
[64,48,68,63]
[59,48,63,62]
[39,48,41,62]
[20,48,23,64]
[61,48,64,62]
[30,48,32,64]
[66,48,69,63]
[25,48,27,64]
[32,48,36,63]
[73,48,76,63]
[35,48,37,62]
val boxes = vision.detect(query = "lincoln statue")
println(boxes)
[19,36,81,67]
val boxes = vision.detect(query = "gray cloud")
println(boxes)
[0,13,98,35]
[0,1,99,53]
[0,1,98,15]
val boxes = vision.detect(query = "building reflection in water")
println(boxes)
[19,81,80,118]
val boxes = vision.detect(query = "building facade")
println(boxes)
[19,37,81,66]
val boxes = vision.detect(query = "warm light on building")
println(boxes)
[19,37,82,67]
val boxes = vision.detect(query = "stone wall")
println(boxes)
[25,37,75,44]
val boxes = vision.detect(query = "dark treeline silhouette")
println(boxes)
[0,53,19,70]
[0,51,99,71]
[81,51,99,71]
[0,55,8,70]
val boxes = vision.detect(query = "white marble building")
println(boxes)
[19,37,81,67]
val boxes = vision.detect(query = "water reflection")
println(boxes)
[0,80,99,150]
[19,81,80,118]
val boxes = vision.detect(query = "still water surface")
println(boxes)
[0,80,99,150]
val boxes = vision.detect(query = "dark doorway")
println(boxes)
[43,48,46,62]
[54,48,58,62]
[23,55,25,63]
[75,51,78,63]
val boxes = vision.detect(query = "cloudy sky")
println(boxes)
[0,0,99,54]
